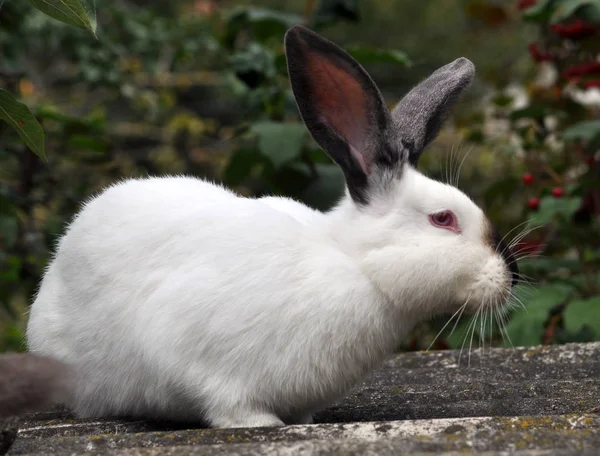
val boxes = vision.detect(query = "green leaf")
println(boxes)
[529,196,582,225]
[230,43,277,88]
[28,0,97,37]
[564,297,600,336]
[521,0,555,22]
[346,46,411,67]
[551,0,600,23]
[222,148,268,187]
[226,7,301,44]
[0,89,46,161]
[251,121,307,168]
[492,94,515,107]
[562,120,600,142]
[313,0,360,27]
[68,134,109,162]
[0,191,16,216]
[300,163,345,211]
[81,0,97,35]
[229,7,301,28]
[0,321,26,352]
[581,1,600,20]
[273,163,312,199]
[583,248,600,262]
[37,104,105,133]
[509,106,548,121]
[484,176,519,206]
[0,215,18,248]
[67,134,106,152]
[502,284,573,347]
[519,257,581,274]
[0,255,20,284]
[502,312,545,347]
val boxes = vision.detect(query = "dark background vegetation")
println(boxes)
[1,0,599,353]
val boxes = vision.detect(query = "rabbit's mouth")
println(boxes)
[463,255,514,313]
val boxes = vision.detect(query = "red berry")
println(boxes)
[528,43,553,62]
[516,0,537,11]
[585,155,595,165]
[562,62,600,80]
[522,172,534,185]
[583,80,600,90]
[528,197,540,210]
[551,20,596,40]
[552,187,564,198]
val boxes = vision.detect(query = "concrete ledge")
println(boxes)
[0,418,17,456]
[318,342,599,423]
[6,343,600,455]
[9,414,600,455]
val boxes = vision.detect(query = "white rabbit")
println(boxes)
[25,25,518,428]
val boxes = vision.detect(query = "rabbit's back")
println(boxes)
[26,177,383,421]
[26,177,244,417]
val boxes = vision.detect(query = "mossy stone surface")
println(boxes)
[8,343,600,455]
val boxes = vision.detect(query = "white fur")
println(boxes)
[26,165,511,428]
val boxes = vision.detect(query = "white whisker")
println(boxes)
[455,144,473,188]
[458,310,479,367]
[427,299,469,352]
[450,299,468,338]
[510,293,528,312]
[468,306,481,368]
[495,220,531,255]
[495,307,513,347]
[489,306,494,352]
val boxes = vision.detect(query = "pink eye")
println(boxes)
[432,211,452,226]
[429,210,460,233]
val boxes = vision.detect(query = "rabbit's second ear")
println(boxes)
[285,26,398,204]
[392,58,475,167]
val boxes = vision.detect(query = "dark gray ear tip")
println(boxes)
[284,25,315,47]
[449,57,476,81]
[284,26,301,47]
[285,25,304,39]
[453,57,475,68]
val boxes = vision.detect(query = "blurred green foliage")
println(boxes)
[0,0,599,354]
[436,0,600,352]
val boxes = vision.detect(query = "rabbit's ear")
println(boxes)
[0,353,73,418]
[392,58,475,167]
[285,25,397,205]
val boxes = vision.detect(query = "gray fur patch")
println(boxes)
[0,353,74,419]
